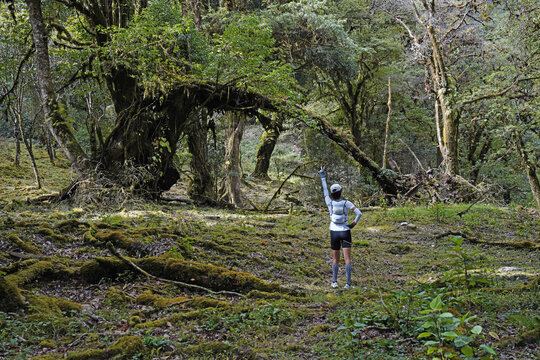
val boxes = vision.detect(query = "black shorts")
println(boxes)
[330,230,352,250]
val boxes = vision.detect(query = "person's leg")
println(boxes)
[343,246,352,285]
[332,250,340,283]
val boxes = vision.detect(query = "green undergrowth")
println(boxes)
[0,145,538,359]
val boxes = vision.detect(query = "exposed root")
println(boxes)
[434,231,540,249]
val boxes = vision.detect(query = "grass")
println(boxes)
[0,140,539,359]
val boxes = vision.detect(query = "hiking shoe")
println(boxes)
[331,281,338,288]
[344,283,353,289]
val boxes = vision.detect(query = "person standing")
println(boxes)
[319,166,362,289]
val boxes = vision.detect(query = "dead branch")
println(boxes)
[433,232,539,250]
[105,242,245,298]
[264,161,315,211]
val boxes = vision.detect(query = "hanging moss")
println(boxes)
[7,233,41,254]
[0,277,25,312]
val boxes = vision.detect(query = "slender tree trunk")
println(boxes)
[25,0,88,175]
[15,112,41,189]
[13,122,21,167]
[382,77,392,169]
[224,112,246,208]
[514,132,540,208]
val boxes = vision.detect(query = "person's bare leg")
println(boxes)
[343,247,352,285]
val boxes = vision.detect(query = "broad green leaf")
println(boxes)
[454,336,474,347]
[439,312,454,318]
[441,331,459,339]
[461,345,474,357]
[417,332,433,338]
[430,295,443,311]
[479,344,497,355]
[424,340,439,346]
[471,325,482,335]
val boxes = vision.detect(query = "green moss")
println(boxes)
[39,339,57,348]
[36,226,69,244]
[128,315,143,327]
[5,261,55,286]
[108,335,144,358]
[79,257,129,283]
[187,297,230,308]
[94,230,134,249]
[164,258,281,292]
[0,277,25,312]
[82,230,99,244]
[104,286,130,306]
[7,233,41,254]
[135,310,201,329]
[134,290,188,307]
[55,219,88,230]
[308,324,332,336]
[30,355,63,360]
[65,349,109,360]
[27,294,82,320]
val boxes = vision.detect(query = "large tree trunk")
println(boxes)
[427,25,460,176]
[187,114,215,202]
[25,0,89,175]
[224,112,246,207]
[251,114,283,181]
[252,127,280,180]
[317,116,400,196]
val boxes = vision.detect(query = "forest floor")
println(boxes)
[0,141,539,360]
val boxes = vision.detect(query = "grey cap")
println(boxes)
[330,184,342,193]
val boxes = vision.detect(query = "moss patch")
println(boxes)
[7,233,41,254]
[0,277,25,312]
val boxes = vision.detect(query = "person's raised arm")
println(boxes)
[319,166,332,211]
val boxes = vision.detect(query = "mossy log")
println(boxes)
[435,231,540,250]
[64,335,144,360]
[0,277,25,312]
[80,251,281,295]
[5,260,73,286]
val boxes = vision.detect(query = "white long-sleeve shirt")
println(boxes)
[321,174,362,231]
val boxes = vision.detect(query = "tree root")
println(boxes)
[434,231,539,250]
[105,242,245,298]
